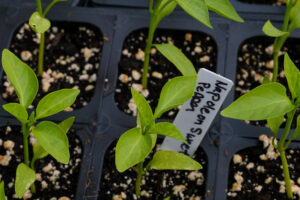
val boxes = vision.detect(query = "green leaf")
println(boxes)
[150,122,187,143]
[2,103,28,123]
[154,76,197,118]
[262,76,271,84]
[59,116,75,134]
[150,133,157,149]
[154,0,177,28]
[115,127,152,172]
[292,115,300,139]
[154,44,196,76]
[164,197,171,200]
[29,12,51,33]
[0,181,5,200]
[35,89,80,120]
[284,53,300,100]
[267,115,284,136]
[262,20,289,37]
[2,49,38,108]
[131,88,153,128]
[176,0,212,29]
[206,0,244,23]
[32,121,69,164]
[33,142,48,161]
[149,151,202,170]
[290,0,300,30]
[221,83,294,120]
[15,163,35,198]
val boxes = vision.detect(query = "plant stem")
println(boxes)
[275,109,295,199]
[36,0,43,14]
[141,16,156,89]
[21,123,30,166]
[38,33,45,76]
[272,1,293,82]
[135,162,144,197]
[30,159,37,193]
[279,150,293,199]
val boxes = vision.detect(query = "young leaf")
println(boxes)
[2,103,28,123]
[284,53,300,99]
[291,115,300,140]
[154,0,177,28]
[29,12,51,33]
[33,142,48,161]
[150,122,187,143]
[131,88,153,128]
[149,151,202,170]
[206,0,244,22]
[290,0,300,30]
[154,44,196,76]
[150,133,157,149]
[32,121,70,164]
[154,76,197,118]
[262,20,289,37]
[267,115,284,136]
[176,0,212,28]
[116,127,152,172]
[221,83,294,120]
[2,49,38,108]
[59,116,75,134]
[15,163,35,198]
[0,181,5,200]
[35,89,80,120]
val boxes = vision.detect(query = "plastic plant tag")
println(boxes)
[160,68,233,156]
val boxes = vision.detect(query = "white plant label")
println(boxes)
[160,68,233,156]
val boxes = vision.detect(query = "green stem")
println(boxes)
[30,159,37,193]
[149,0,154,13]
[21,123,30,166]
[135,162,144,197]
[141,16,156,89]
[271,1,293,82]
[279,150,293,199]
[36,0,43,14]
[278,109,296,148]
[38,33,45,76]
[43,0,64,17]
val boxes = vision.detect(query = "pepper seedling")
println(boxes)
[115,74,202,196]
[221,53,300,199]
[262,0,300,82]
[29,0,67,76]
[1,49,79,198]
[141,0,243,88]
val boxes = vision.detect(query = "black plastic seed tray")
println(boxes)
[0,5,115,125]
[214,135,300,200]
[0,116,96,200]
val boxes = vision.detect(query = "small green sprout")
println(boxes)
[221,53,300,199]
[141,0,243,88]
[262,0,300,82]
[115,74,202,196]
[29,0,67,76]
[1,49,79,198]
[0,181,5,200]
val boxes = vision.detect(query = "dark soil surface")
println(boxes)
[237,0,285,5]
[235,36,300,127]
[0,124,83,199]
[115,28,217,120]
[0,21,104,110]
[99,140,208,200]
[227,135,300,200]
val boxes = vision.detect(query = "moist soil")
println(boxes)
[235,36,300,127]
[0,124,83,199]
[99,141,208,200]
[227,136,300,200]
[237,0,285,5]
[115,28,217,120]
[0,21,104,110]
